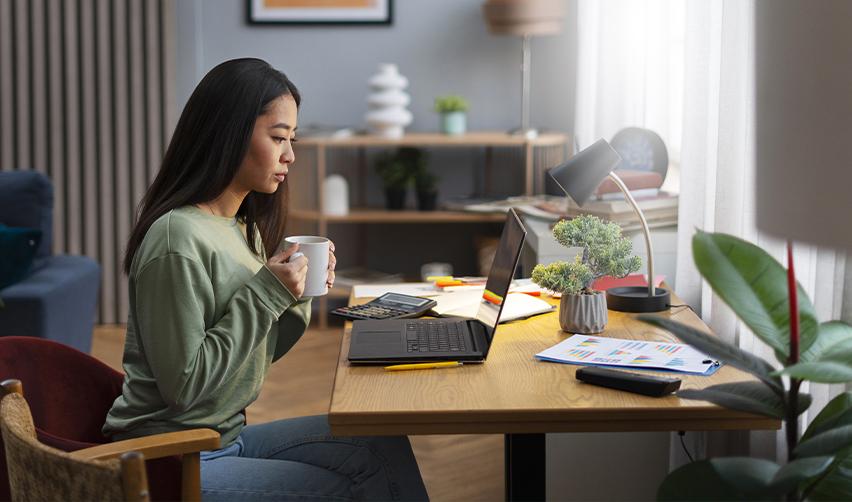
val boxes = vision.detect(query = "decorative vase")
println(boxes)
[559,292,607,334]
[417,190,438,211]
[384,187,407,210]
[322,175,349,216]
[440,111,466,135]
[365,64,413,139]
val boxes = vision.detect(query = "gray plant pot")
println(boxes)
[559,292,608,334]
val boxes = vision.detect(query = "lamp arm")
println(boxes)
[607,172,654,297]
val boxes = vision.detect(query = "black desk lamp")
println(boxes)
[547,139,671,312]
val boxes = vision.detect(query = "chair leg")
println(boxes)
[121,452,151,502]
[181,452,202,502]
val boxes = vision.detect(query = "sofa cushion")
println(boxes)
[0,171,53,259]
[0,224,42,290]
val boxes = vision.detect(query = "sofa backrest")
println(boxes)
[0,171,53,258]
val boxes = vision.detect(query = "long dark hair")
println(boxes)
[124,58,301,274]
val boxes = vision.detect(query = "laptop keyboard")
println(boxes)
[406,321,468,353]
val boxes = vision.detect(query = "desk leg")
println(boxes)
[505,433,546,502]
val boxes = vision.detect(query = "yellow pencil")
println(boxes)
[384,361,463,371]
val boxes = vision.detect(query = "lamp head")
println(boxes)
[482,0,565,36]
[547,139,622,206]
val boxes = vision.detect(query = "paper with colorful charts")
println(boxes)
[535,335,721,375]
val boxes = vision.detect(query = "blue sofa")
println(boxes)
[0,171,100,353]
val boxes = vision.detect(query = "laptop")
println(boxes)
[348,208,527,364]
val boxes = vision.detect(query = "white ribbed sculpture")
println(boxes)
[365,64,412,138]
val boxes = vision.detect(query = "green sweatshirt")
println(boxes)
[103,206,311,446]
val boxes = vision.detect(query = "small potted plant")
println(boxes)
[434,95,469,135]
[374,150,412,210]
[532,215,641,334]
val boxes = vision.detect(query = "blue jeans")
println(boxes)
[200,415,429,501]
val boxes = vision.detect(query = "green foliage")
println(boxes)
[374,147,427,190]
[658,458,781,501]
[433,95,469,113]
[636,231,852,501]
[531,215,640,294]
[531,256,594,296]
[692,230,818,362]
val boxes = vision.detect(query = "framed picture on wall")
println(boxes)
[247,0,393,25]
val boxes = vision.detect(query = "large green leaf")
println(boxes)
[803,392,852,441]
[801,322,852,363]
[637,315,784,394]
[676,385,810,419]
[768,456,834,495]
[806,456,852,501]
[658,457,780,501]
[677,382,785,418]
[778,337,852,383]
[799,393,852,500]
[795,425,852,457]
[692,231,818,363]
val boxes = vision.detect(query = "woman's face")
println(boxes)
[234,94,298,194]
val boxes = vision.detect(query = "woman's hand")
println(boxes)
[327,240,337,290]
[266,245,308,298]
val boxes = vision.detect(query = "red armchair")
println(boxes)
[0,336,184,501]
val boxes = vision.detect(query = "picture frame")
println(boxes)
[247,0,393,25]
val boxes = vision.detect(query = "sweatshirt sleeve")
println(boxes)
[272,297,312,362]
[133,253,296,411]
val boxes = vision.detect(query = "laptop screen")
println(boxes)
[474,208,527,342]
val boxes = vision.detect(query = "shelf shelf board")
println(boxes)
[296,131,568,148]
[290,208,508,223]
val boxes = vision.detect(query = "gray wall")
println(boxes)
[175,0,577,134]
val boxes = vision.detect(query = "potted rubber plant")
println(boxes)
[374,149,415,210]
[638,231,852,501]
[434,95,469,135]
[531,215,641,334]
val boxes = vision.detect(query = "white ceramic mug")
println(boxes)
[283,235,330,297]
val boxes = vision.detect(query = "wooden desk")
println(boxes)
[328,294,780,500]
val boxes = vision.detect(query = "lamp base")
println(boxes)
[606,287,671,313]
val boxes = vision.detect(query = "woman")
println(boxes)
[104,58,428,501]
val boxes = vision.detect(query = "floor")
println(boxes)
[92,324,504,501]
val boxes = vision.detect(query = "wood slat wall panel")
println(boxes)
[0,0,176,324]
[0,1,13,170]
[96,0,116,325]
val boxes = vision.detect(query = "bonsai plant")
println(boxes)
[637,231,852,501]
[531,215,641,333]
[434,95,469,135]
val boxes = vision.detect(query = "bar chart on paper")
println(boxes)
[535,335,721,375]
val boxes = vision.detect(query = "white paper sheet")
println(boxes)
[351,283,442,298]
[536,335,718,374]
[434,291,554,323]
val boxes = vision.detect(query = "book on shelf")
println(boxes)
[598,188,659,200]
[566,192,678,214]
[594,169,664,197]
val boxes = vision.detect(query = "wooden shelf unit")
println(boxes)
[289,131,570,327]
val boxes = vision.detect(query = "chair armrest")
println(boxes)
[70,428,221,461]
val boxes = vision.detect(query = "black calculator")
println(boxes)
[331,292,437,321]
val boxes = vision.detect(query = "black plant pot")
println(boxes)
[417,191,438,211]
[384,188,407,210]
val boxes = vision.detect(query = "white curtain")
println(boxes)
[574,0,684,193]
[576,0,850,467]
